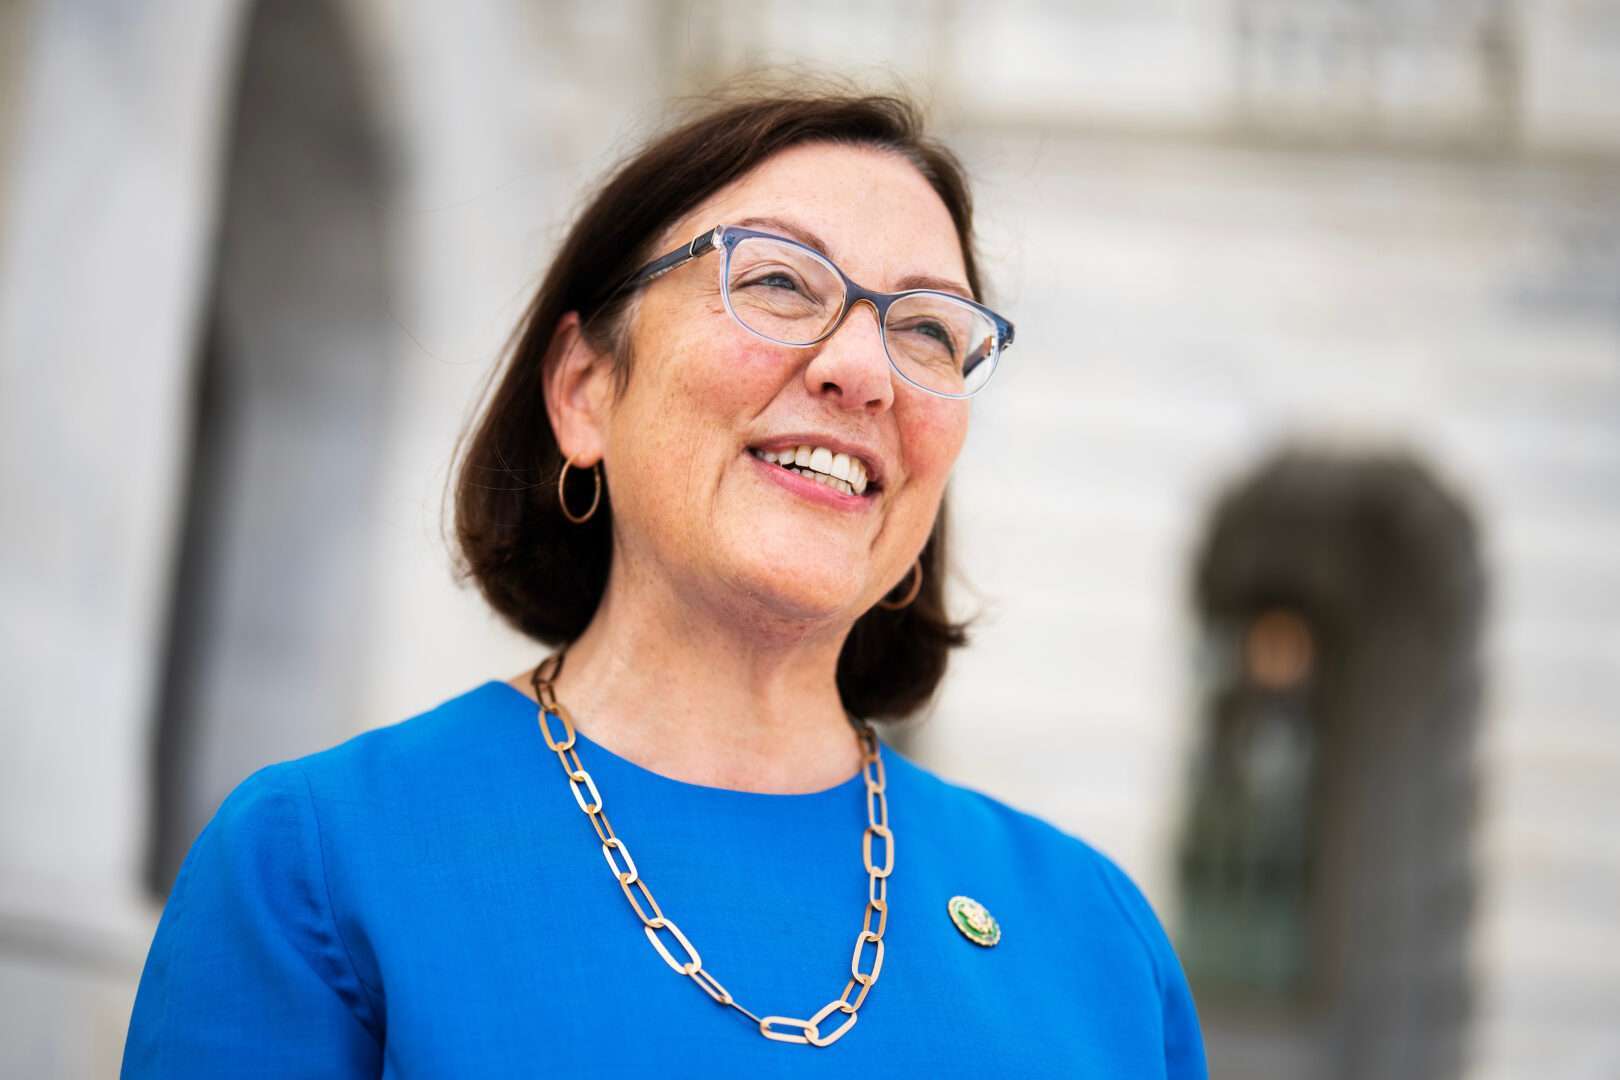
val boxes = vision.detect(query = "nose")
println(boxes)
[802,299,895,414]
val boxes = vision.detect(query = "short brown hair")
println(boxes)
[451,90,979,719]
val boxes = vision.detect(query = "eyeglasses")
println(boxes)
[603,224,1015,400]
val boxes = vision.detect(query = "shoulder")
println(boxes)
[881,741,1183,983]
[186,755,321,886]
[266,679,532,802]
[881,740,1125,876]
[195,679,535,881]
[880,744,1209,1077]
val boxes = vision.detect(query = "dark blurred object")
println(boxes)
[146,0,394,897]
[1178,446,1486,1080]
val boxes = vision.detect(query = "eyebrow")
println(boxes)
[893,272,975,299]
[730,215,976,301]
[733,215,829,257]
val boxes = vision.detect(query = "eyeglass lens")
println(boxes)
[724,235,999,397]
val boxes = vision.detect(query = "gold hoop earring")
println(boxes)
[878,558,923,610]
[557,456,602,524]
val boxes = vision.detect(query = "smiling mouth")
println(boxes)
[747,445,877,498]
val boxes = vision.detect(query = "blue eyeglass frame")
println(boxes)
[600,224,1016,400]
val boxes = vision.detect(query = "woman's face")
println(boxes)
[592,141,973,629]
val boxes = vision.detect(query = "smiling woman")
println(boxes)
[122,92,1208,1077]
[458,107,993,725]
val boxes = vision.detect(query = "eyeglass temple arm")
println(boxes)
[584,228,721,316]
[624,227,720,289]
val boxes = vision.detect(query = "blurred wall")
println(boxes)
[1,2,1617,1077]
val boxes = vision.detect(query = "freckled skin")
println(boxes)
[527,141,978,792]
[598,143,973,632]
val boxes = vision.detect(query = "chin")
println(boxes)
[726,552,867,627]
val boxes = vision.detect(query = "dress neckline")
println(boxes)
[480,679,875,805]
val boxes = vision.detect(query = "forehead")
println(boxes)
[662,142,969,290]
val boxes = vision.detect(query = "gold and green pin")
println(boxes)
[947,895,1001,947]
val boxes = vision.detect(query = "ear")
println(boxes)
[542,311,617,467]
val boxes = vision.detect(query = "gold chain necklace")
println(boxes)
[529,649,892,1047]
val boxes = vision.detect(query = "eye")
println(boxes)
[749,271,801,292]
[736,264,808,293]
[913,320,954,349]
[892,316,958,357]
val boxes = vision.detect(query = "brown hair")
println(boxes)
[451,90,979,719]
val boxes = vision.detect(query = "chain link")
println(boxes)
[530,650,888,1048]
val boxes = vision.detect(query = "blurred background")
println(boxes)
[2,1,1617,1077]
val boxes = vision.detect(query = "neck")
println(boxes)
[512,561,866,794]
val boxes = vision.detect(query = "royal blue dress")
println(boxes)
[123,680,1207,1077]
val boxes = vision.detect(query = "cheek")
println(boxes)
[686,340,795,418]
[899,401,970,486]
[660,297,787,409]
[614,330,785,497]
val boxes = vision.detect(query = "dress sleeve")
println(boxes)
[1092,853,1210,1080]
[122,763,383,1078]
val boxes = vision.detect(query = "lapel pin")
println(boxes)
[947,894,1001,947]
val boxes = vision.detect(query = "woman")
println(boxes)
[123,93,1207,1077]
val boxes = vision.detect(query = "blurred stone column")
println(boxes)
[0,2,247,1076]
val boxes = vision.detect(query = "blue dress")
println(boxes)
[123,680,1207,1077]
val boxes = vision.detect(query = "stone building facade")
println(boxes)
[2,2,1616,1076]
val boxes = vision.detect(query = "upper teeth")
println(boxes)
[751,445,870,496]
